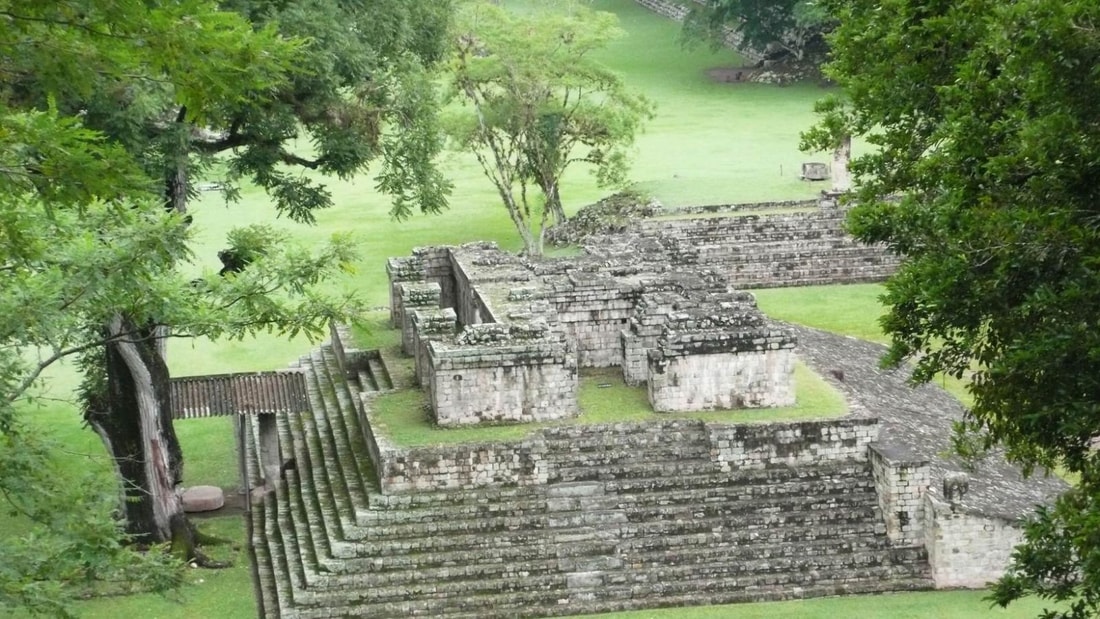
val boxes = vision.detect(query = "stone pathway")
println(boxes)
[791,324,1066,521]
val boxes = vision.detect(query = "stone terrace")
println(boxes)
[246,329,934,618]
[244,324,1067,617]
[245,203,1065,617]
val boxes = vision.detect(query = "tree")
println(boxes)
[445,0,654,256]
[682,0,832,65]
[2,0,452,575]
[0,1,292,610]
[802,0,1100,616]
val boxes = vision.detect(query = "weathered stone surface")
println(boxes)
[248,311,1070,619]
[182,485,225,513]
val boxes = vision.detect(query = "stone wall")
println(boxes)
[411,307,457,387]
[647,305,797,412]
[635,209,900,289]
[661,199,819,216]
[649,346,795,411]
[547,271,640,368]
[373,417,878,493]
[870,445,930,546]
[924,493,1023,588]
[709,418,879,472]
[426,323,578,426]
[621,292,681,385]
[450,245,527,327]
[398,282,442,355]
[388,246,455,329]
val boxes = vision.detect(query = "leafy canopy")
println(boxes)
[444,0,654,256]
[803,0,1100,616]
[682,0,832,63]
[0,0,387,613]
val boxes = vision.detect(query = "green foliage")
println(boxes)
[215,0,454,222]
[805,0,1100,614]
[0,0,450,611]
[0,423,183,618]
[681,0,832,64]
[444,0,654,255]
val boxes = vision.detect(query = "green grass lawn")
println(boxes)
[570,590,1060,619]
[5,1,1027,618]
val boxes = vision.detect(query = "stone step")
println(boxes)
[279,400,359,545]
[276,411,340,561]
[344,501,881,560]
[621,509,883,540]
[357,462,872,512]
[249,494,284,616]
[282,581,572,619]
[617,550,929,585]
[261,483,306,613]
[623,496,881,528]
[366,352,394,390]
[269,568,570,612]
[250,502,284,618]
[603,461,873,493]
[288,571,933,619]
[320,347,381,493]
[265,547,930,617]
[305,523,895,584]
[431,574,931,619]
[350,497,881,549]
[622,536,894,570]
[299,356,379,535]
[278,417,374,555]
[548,458,721,482]
[356,473,877,530]
[314,539,618,585]
[357,369,379,392]
[311,348,371,508]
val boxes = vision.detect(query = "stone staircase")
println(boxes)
[636,212,901,288]
[246,342,933,619]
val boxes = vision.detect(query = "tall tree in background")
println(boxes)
[3,0,453,572]
[682,0,832,65]
[445,0,653,256]
[803,0,1100,616]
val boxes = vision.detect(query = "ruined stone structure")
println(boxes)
[244,203,1065,618]
[388,234,799,426]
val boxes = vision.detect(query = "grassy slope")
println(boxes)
[6,1,1036,617]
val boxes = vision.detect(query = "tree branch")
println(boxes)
[279,151,323,169]
[192,128,247,153]
[0,10,134,40]
[6,327,171,407]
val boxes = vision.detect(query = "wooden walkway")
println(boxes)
[169,371,308,420]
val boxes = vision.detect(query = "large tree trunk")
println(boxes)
[85,315,196,558]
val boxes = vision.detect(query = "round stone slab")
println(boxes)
[182,485,225,513]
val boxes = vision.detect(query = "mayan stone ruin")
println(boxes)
[243,199,1067,619]
[388,237,799,425]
